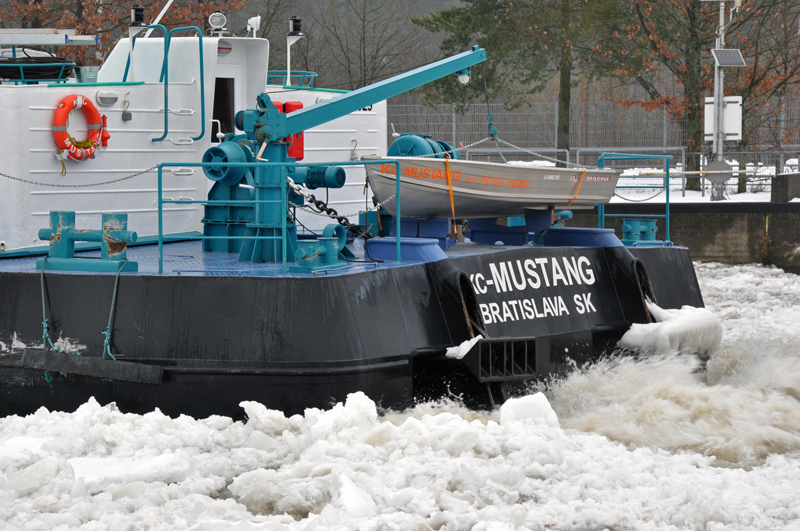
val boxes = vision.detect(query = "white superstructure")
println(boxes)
[0,32,386,254]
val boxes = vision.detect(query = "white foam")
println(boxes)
[618,302,723,358]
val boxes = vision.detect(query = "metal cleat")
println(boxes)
[36,211,138,272]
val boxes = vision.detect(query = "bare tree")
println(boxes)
[308,0,429,90]
[588,0,800,189]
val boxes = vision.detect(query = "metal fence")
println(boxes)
[387,101,800,197]
[387,102,688,151]
[387,101,800,154]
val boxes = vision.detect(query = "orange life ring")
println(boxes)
[53,94,103,161]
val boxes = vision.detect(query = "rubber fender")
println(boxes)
[426,259,486,344]
[603,246,656,324]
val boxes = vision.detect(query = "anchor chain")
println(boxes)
[289,192,396,220]
[286,175,375,239]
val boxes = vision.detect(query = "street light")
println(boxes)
[701,0,745,200]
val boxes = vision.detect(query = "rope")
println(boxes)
[566,169,587,207]
[0,165,158,188]
[58,150,67,176]
[68,134,98,150]
[40,257,56,353]
[486,102,498,139]
[494,138,508,163]
[40,257,81,382]
[38,256,127,383]
[493,137,591,169]
[413,135,591,171]
[101,260,128,361]
[444,156,456,225]
[613,189,665,202]
[483,73,497,139]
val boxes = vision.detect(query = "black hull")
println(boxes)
[0,245,702,418]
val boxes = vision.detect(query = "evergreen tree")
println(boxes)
[413,0,621,158]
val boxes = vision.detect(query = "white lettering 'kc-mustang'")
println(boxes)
[469,255,599,325]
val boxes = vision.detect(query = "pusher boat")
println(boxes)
[0,10,703,419]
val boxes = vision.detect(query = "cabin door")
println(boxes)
[212,65,243,143]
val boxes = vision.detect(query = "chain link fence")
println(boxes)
[387,102,688,151]
[387,100,800,152]
[387,101,800,198]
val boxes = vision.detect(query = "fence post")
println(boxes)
[554,102,558,150]
[452,103,457,147]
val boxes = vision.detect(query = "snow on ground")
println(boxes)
[509,159,791,204]
[2,264,800,530]
[610,188,774,203]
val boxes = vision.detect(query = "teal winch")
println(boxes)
[36,211,138,272]
[198,45,488,270]
[199,97,350,268]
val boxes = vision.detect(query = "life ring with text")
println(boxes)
[53,95,103,161]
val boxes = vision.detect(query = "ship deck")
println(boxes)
[0,239,525,277]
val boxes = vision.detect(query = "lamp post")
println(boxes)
[286,16,304,87]
[703,0,744,200]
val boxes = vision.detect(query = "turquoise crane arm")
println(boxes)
[257,46,486,142]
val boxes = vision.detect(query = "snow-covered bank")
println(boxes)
[1,262,799,530]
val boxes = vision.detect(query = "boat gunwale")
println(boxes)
[367,171,613,205]
[365,155,621,175]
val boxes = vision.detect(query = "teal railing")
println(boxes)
[597,152,673,242]
[123,24,205,143]
[157,158,402,274]
[267,70,317,87]
[1,61,75,84]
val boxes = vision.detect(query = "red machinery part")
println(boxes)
[272,101,305,161]
[284,101,304,161]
